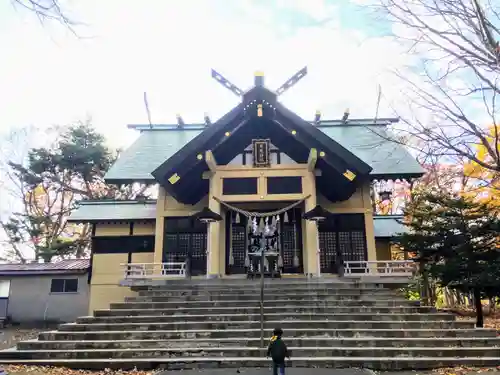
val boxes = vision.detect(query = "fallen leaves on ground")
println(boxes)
[432,365,500,375]
[455,314,500,330]
[2,365,154,375]
[441,307,500,330]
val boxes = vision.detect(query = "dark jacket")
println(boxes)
[266,336,290,364]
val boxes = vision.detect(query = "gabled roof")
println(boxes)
[0,259,90,276]
[67,200,157,223]
[104,74,424,204]
[105,129,202,183]
[320,125,424,178]
[149,85,373,204]
[105,121,423,185]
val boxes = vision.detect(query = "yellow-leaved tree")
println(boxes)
[463,124,500,209]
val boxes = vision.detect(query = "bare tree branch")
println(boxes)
[368,0,500,183]
[10,0,85,37]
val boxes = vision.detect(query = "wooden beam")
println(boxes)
[307,148,318,172]
[205,150,217,172]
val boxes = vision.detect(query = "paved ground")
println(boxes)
[156,370,500,375]
[158,369,374,375]
[0,327,44,351]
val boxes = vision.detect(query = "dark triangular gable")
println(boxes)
[152,86,372,204]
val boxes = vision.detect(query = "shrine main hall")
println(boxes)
[68,69,424,312]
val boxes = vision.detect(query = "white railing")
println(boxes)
[344,260,416,277]
[122,262,187,279]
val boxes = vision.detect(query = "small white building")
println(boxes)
[0,259,90,324]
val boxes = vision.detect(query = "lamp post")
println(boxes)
[303,205,331,278]
[192,207,222,279]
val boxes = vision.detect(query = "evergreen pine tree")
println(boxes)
[395,191,500,327]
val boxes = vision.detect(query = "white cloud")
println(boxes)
[0,0,417,151]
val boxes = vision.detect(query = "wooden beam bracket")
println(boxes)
[307,148,318,172]
[205,150,218,172]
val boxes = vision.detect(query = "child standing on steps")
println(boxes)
[266,327,290,375]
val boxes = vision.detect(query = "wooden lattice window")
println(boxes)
[319,231,336,272]
[231,225,247,267]
[318,214,367,273]
[163,218,207,275]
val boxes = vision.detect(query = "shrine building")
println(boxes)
[68,69,424,313]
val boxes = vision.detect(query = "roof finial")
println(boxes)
[342,108,350,123]
[204,113,211,127]
[314,110,321,125]
[254,71,264,87]
[176,114,185,128]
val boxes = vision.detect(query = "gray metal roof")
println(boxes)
[104,122,423,183]
[0,259,89,276]
[373,215,408,238]
[67,200,157,223]
[319,126,424,177]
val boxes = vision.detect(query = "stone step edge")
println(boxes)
[94,307,434,314]
[131,293,396,298]
[134,282,373,287]
[24,336,500,344]
[1,356,500,366]
[61,319,474,327]
[4,346,500,354]
[112,299,415,305]
[84,313,452,319]
[136,289,395,294]
[138,284,390,288]
[43,327,492,334]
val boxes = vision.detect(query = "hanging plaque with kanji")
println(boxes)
[252,139,270,167]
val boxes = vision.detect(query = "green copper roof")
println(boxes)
[319,126,424,177]
[104,122,423,183]
[373,215,408,238]
[67,200,156,222]
[105,129,202,182]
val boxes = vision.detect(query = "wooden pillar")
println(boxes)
[303,171,319,277]
[207,173,222,278]
[362,183,378,273]
[153,188,166,276]
[218,207,227,276]
[364,210,377,262]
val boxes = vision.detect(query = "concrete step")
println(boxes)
[38,327,497,341]
[135,288,397,298]
[2,356,500,371]
[2,346,500,360]
[132,280,377,289]
[130,291,397,302]
[58,320,475,332]
[109,299,419,309]
[77,313,456,324]
[94,305,435,317]
[18,336,500,350]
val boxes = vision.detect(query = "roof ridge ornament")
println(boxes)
[275,66,308,96]
[211,67,308,98]
[211,69,244,97]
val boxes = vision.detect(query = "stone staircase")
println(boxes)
[1,279,500,370]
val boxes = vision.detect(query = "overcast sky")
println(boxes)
[0,0,417,150]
